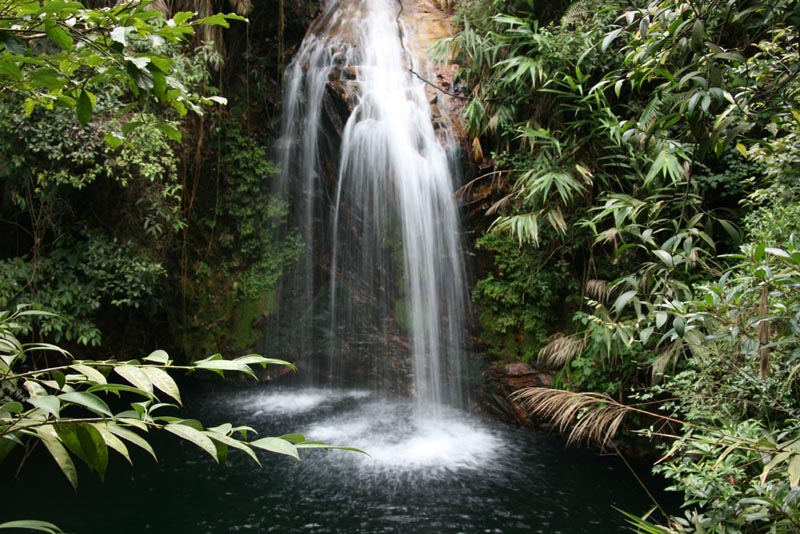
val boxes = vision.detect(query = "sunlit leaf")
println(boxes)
[164,423,218,461]
[249,437,300,461]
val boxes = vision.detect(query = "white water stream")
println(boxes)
[278,0,466,415]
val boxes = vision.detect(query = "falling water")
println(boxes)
[277,0,466,413]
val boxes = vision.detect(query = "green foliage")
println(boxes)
[639,241,800,533]
[0,0,244,134]
[453,0,800,529]
[0,94,186,347]
[471,231,577,361]
[181,123,302,354]
[0,229,166,346]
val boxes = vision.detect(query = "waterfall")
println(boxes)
[277,0,466,414]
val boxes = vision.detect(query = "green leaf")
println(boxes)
[0,520,65,533]
[104,132,123,149]
[279,433,306,444]
[164,423,219,461]
[294,442,366,454]
[28,68,64,90]
[691,19,704,52]
[70,363,107,385]
[143,350,170,364]
[789,454,800,489]
[114,365,153,394]
[614,290,638,315]
[35,426,78,490]
[205,431,260,465]
[28,395,61,418]
[1,401,23,414]
[155,122,182,142]
[235,355,297,371]
[58,391,112,417]
[24,381,48,398]
[194,359,256,378]
[105,424,156,460]
[195,13,247,28]
[92,423,131,464]
[141,367,181,405]
[76,89,92,126]
[655,311,668,328]
[249,437,300,461]
[0,58,22,81]
[121,121,144,136]
[673,316,686,337]
[110,26,129,47]
[652,249,674,268]
[639,326,655,345]
[127,56,151,70]
[87,383,155,400]
[601,28,622,52]
[45,21,73,50]
[57,424,108,480]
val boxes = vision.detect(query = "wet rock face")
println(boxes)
[314,0,467,157]
[477,363,555,426]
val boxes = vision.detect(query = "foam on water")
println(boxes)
[227,388,371,416]
[302,395,501,473]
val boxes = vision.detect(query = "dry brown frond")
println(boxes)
[601,227,618,244]
[486,194,513,215]
[538,333,586,368]
[229,0,253,15]
[650,348,674,381]
[511,387,630,448]
[585,278,609,303]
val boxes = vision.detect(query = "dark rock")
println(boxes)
[476,361,556,426]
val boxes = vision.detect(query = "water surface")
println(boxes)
[3,385,663,533]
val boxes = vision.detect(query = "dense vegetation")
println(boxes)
[0,1,318,530]
[447,0,800,529]
[0,0,304,358]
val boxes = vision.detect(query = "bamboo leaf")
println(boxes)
[788,454,800,489]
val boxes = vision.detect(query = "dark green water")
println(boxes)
[2,385,667,533]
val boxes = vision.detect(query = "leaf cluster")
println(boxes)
[0,306,361,520]
[0,0,244,134]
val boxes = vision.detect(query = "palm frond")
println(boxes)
[538,333,586,367]
[511,387,630,447]
[586,278,609,303]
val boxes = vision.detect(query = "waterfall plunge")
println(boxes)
[278,0,466,414]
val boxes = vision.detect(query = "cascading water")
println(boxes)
[277,0,466,414]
